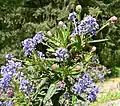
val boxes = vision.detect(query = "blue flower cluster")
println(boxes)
[64,92,71,99]
[98,73,104,81]
[86,86,99,102]
[55,48,69,61]
[19,73,33,95]
[71,15,99,36]
[92,55,100,63]
[87,65,105,82]
[68,12,77,21]
[0,59,22,91]
[33,32,43,45]
[5,54,14,60]
[72,73,99,102]
[22,38,36,56]
[68,12,80,26]
[22,32,43,56]
[0,100,13,106]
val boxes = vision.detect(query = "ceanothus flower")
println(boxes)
[19,73,33,95]
[37,51,45,59]
[72,74,92,95]
[0,101,3,105]
[19,79,29,93]
[92,55,100,63]
[0,75,12,90]
[22,38,35,56]
[22,38,35,48]
[55,48,69,61]
[1,61,22,77]
[5,54,14,60]
[3,100,14,106]
[86,86,99,102]
[72,73,99,102]
[98,74,104,81]
[0,60,23,90]
[64,92,71,99]
[68,12,77,21]
[19,79,33,95]
[33,32,43,45]
[71,15,99,36]
[22,32,43,56]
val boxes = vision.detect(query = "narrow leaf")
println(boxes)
[88,39,108,43]
[43,84,57,103]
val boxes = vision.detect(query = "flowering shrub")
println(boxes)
[0,5,112,106]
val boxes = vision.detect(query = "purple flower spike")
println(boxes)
[33,32,43,45]
[55,48,69,61]
[71,15,99,36]
[72,73,99,102]
[22,38,35,56]
[68,12,77,21]
[6,54,14,60]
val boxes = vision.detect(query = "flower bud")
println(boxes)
[108,16,118,23]
[47,31,52,36]
[58,21,64,27]
[76,5,82,13]
[58,21,66,28]
[7,87,14,98]
[90,46,96,52]
[75,65,81,70]
[51,64,58,70]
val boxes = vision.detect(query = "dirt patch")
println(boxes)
[100,99,120,106]
[98,78,120,98]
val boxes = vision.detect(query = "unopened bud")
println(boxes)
[47,31,52,36]
[52,64,58,70]
[58,21,64,26]
[108,16,118,23]
[58,21,66,27]
[90,46,96,52]
[76,5,82,13]
[75,65,81,70]
[7,87,14,98]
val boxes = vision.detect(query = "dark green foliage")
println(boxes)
[0,0,71,65]
[94,0,120,68]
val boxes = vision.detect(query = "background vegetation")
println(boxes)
[0,0,120,76]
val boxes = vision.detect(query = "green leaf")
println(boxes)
[85,54,93,62]
[72,95,77,106]
[67,42,79,48]
[47,48,55,53]
[45,58,59,62]
[70,70,81,75]
[57,29,64,42]
[24,61,32,66]
[37,77,49,89]
[88,39,108,43]
[43,84,57,104]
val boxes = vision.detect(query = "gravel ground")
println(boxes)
[100,99,120,106]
